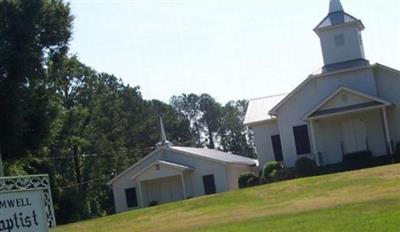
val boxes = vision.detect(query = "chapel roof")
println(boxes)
[244,94,287,125]
[315,0,364,31]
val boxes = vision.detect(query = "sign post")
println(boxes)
[0,175,55,232]
[0,149,4,177]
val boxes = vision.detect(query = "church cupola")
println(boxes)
[314,0,369,72]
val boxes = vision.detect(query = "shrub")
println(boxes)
[246,177,259,187]
[342,150,372,163]
[262,161,282,179]
[238,172,259,188]
[295,157,317,177]
[149,201,158,207]
[271,168,296,182]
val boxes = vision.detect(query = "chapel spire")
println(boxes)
[329,0,344,13]
[157,117,173,147]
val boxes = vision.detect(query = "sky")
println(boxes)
[68,0,400,104]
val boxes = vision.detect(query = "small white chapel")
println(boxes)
[107,118,257,213]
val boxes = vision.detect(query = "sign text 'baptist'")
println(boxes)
[0,190,47,232]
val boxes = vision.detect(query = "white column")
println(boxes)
[309,120,320,166]
[137,181,144,208]
[382,107,393,154]
[180,173,187,199]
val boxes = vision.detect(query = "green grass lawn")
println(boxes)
[55,164,400,232]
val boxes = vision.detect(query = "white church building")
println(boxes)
[245,0,400,168]
[107,119,257,213]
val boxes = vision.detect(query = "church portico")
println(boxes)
[309,108,390,166]
[132,160,192,207]
[305,87,392,165]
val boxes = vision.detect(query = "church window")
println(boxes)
[293,125,311,155]
[334,34,345,46]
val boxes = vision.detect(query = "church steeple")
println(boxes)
[314,0,369,72]
[329,0,343,13]
[156,117,173,147]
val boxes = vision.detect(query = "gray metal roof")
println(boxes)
[244,94,287,125]
[316,11,360,30]
[170,146,258,166]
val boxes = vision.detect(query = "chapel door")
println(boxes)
[341,119,367,154]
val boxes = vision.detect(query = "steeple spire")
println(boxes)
[157,117,173,147]
[160,117,167,144]
[329,0,344,13]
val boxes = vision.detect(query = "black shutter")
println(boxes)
[271,135,283,161]
[293,125,311,155]
[202,175,216,195]
[125,187,138,208]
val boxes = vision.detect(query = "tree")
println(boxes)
[198,94,222,149]
[219,100,255,157]
[171,93,222,148]
[0,0,73,160]
[46,56,196,223]
[170,94,202,146]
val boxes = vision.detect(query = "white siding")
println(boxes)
[111,150,163,213]
[162,150,230,197]
[374,67,400,144]
[251,120,279,168]
[318,24,365,66]
[275,67,377,167]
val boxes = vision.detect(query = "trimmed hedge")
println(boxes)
[246,177,259,187]
[271,168,296,182]
[343,150,372,163]
[261,161,282,179]
[238,172,259,188]
[295,157,317,177]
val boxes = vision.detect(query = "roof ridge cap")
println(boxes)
[249,93,288,101]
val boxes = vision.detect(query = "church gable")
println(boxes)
[320,89,373,110]
[305,87,391,119]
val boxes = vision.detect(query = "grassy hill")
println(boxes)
[55,164,400,232]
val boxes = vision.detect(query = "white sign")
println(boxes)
[0,190,48,232]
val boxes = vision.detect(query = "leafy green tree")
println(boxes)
[170,94,202,146]
[198,94,222,149]
[219,100,255,157]
[0,0,73,161]
[171,93,223,148]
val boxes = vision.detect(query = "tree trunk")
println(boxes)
[73,145,82,193]
[208,128,215,149]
